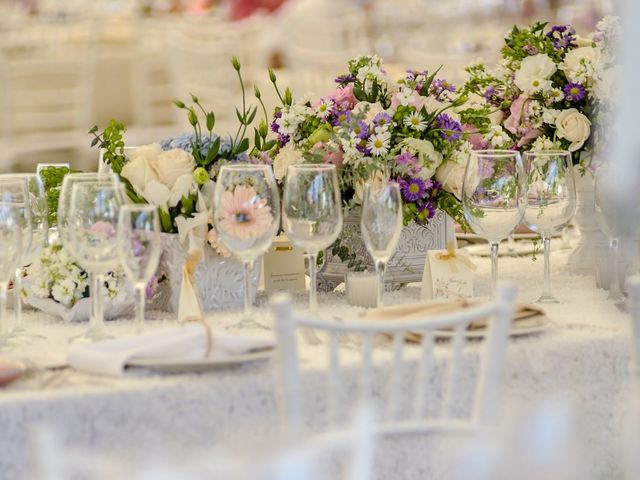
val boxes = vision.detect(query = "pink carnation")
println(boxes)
[462,124,488,150]
[504,96,541,147]
[327,84,357,110]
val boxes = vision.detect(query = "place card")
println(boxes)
[421,245,476,300]
[261,235,306,293]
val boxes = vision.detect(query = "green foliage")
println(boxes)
[436,190,470,232]
[88,121,126,173]
[330,236,366,272]
[38,165,70,227]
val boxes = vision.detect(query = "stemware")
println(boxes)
[212,164,280,328]
[67,181,124,342]
[283,164,343,311]
[35,163,69,244]
[0,202,24,350]
[523,151,576,303]
[58,172,121,333]
[462,150,526,297]
[0,174,48,342]
[360,181,403,307]
[117,205,161,332]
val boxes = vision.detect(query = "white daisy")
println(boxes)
[403,112,427,132]
[367,131,391,156]
[315,98,334,119]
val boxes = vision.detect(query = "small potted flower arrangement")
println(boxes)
[267,54,486,288]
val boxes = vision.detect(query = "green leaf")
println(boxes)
[208,137,220,160]
[353,86,366,101]
[236,137,250,154]
[254,128,261,151]
[236,108,245,124]
[245,106,257,125]
[262,139,277,151]
[159,209,173,233]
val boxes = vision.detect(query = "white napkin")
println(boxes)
[67,324,275,376]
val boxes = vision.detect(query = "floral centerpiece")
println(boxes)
[267,55,486,286]
[461,18,619,174]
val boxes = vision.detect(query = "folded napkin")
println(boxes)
[67,324,275,377]
[363,299,545,341]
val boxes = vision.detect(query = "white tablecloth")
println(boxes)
[0,249,632,479]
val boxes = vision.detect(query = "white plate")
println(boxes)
[435,315,550,339]
[456,232,538,243]
[464,242,536,257]
[126,349,275,373]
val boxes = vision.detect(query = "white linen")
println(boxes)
[67,324,275,377]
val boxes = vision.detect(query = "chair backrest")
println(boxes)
[272,284,516,438]
[628,276,640,378]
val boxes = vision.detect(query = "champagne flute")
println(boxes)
[35,163,69,244]
[117,205,161,332]
[0,202,24,350]
[212,164,280,328]
[67,182,124,342]
[283,164,343,311]
[58,173,121,334]
[360,181,403,307]
[0,174,48,342]
[462,150,526,297]
[523,151,576,303]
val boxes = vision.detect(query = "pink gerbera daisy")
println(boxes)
[218,185,273,239]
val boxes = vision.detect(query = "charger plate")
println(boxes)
[127,349,275,374]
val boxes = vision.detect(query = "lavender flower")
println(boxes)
[522,43,540,55]
[160,132,231,157]
[335,74,356,84]
[396,151,421,175]
[430,79,456,99]
[436,114,463,142]
[353,120,370,139]
[271,110,282,133]
[546,25,577,50]
[400,177,426,202]
[372,112,392,129]
[332,110,352,126]
[277,134,290,147]
[417,201,436,223]
[563,82,586,102]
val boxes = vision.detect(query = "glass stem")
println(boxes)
[542,236,552,298]
[376,260,386,308]
[13,268,23,332]
[610,237,621,296]
[135,285,146,333]
[490,242,499,298]
[308,252,318,312]
[0,282,7,340]
[90,273,105,333]
[243,260,254,318]
[89,272,96,324]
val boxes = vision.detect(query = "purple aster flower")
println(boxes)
[482,86,503,107]
[353,120,370,139]
[430,79,456,98]
[372,112,392,129]
[331,110,351,126]
[563,82,586,102]
[417,201,436,223]
[396,151,421,175]
[277,133,290,147]
[400,177,426,202]
[436,114,463,142]
[335,74,356,84]
[356,143,371,156]
[271,110,282,134]
[546,25,577,50]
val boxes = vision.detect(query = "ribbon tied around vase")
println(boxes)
[435,243,478,274]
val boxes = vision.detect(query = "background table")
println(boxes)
[0,248,632,479]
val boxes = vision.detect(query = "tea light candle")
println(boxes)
[345,272,378,308]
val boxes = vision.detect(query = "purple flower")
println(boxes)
[146,275,159,300]
[396,151,421,175]
[277,134,290,147]
[372,112,392,129]
[353,120,369,139]
[430,79,456,98]
[563,82,586,102]
[335,74,356,84]
[400,177,426,202]
[332,110,352,126]
[482,86,502,107]
[522,43,540,56]
[436,114,463,142]
[546,25,577,50]
[271,110,282,134]
[417,201,436,223]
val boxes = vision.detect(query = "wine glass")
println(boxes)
[0,201,24,350]
[212,164,280,328]
[283,164,343,311]
[35,163,69,244]
[462,150,526,297]
[360,181,403,307]
[523,151,576,303]
[58,172,121,334]
[117,205,161,332]
[67,181,124,342]
[0,174,48,343]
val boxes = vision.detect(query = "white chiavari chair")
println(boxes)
[272,284,516,439]
[628,276,640,378]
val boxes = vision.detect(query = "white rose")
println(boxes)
[129,143,162,162]
[151,149,196,188]
[273,146,304,181]
[399,138,443,178]
[121,155,159,193]
[560,46,602,83]
[514,54,557,92]
[353,101,386,124]
[168,174,196,208]
[555,108,591,152]
[435,159,478,199]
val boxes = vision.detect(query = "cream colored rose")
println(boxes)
[555,108,591,152]
[560,46,602,82]
[152,149,196,188]
[435,159,478,199]
[514,54,557,91]
[121,155,159,193]
[354,170,386,204]
[129,143,162,162]
[353,101,387,124]
[273,146,304,181]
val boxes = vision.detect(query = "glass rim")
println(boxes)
[219,163,271,172]
[120,204,157,212]
[287,163,336,171]
[471,149,521,157]
[522,149,571,157]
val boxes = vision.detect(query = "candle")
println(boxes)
[345,272,378,308]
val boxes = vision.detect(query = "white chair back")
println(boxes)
[272,284,516,438]
[628,276,640,377]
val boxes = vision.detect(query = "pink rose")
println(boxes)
[311,142,343,167]
[517,127,541,147]
[504,96,541,147]
[462,124,488,150]
[327,84,357,110]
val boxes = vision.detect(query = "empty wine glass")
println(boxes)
[462,150,526,297]
[67,182,124,342]
[0,202,24,350]
[213,164,280,328]
[283,164,343,311]
[523,151,576,303]
[361,181,403,307]
[118,205,161,332]
[58,172,121,334]
[0,174,48,343]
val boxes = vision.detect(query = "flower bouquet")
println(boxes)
[267,55,485,288]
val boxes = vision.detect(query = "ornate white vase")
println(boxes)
[317,210,453,291]
[150,233,259,313]
[567,171,608,274]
